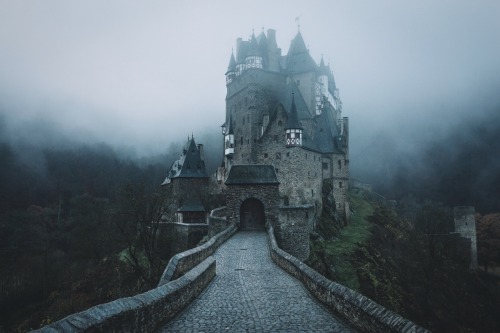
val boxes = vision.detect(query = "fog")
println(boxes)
[1,1,500,209]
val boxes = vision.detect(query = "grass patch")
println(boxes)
[307,188,374,290]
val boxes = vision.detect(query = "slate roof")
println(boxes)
[162,137,208,184]
[226,51,236,74]
[280,81,313,121]
[225,165,279,185]
[285,93,302,130]
[286,32,317,74]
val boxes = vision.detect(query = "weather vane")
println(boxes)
[295,16,301,31]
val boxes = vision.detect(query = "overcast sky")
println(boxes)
[1,0,500,156]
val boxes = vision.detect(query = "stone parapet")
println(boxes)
[33,257,216,333]
[267,224,430,333]
[158,224,237,285]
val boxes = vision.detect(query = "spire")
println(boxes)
[248,32,260,56]
[286,93,302,130]
[226,50,236,74]
[288,31,307,55]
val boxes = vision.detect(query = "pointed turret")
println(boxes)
[162,136,208,185]
[226,51,237,84]
[286,31,316,74]
[288,31,308,55]
[285,93,303,147]
[246,31,263,69]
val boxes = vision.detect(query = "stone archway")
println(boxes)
[239,198,266,230]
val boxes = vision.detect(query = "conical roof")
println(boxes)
[286,31,317,73]
[286,93,303,130]
[288,31,308,55]
[162,136,208,184]
[247,32,260,56]
[226,51,236,74]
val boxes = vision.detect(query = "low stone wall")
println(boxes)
[158,224,237,285]
[158,222,209,258]
[209,206,231,238]
[266,225,430,333]
[34,257,216,333]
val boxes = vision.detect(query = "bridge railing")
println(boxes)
[34,223,237,332]
[158,223,237,285]
[266,224,430,333]
[33,257,215,333]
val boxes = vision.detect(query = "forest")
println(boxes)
[1,102,499,332]
[0,127,222,331]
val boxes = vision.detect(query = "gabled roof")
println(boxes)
[225,165,279,185]
[162,137,208,184]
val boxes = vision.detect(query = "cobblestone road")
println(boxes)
[160,231,355,333]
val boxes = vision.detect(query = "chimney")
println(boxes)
[267,29,277,49]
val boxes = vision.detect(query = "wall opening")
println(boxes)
[239,198,266,230]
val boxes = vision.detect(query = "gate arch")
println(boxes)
[239,198,265,230]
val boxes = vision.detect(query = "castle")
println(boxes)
[164,28,349,259]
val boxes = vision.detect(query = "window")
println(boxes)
[287,152,290,157]
[311,189,314,196]
[305,153,308,159]
[278,120,283,127]
[338,160,342,169]
[322,162,328,170]
[241,137,243,145]
[339,182,343,188]
[264,153,268,158]
[275,168,279,173]
[276,152,281,159]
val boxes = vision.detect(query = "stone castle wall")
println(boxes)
[225,183,279,228]
[277,205,315,260]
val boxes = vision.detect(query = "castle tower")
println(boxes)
[162,136,209,222]
[222,28,350,253]
[453,206,478,270]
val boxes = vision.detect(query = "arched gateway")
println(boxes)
[225,165,279,230]
[240,198,265,230]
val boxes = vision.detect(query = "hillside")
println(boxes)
[307,188,500,333]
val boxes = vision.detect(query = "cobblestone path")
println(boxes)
[160,231,355,333]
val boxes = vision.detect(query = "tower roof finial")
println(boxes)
[295,16,301,32]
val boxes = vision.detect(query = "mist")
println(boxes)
[1,1,500,211]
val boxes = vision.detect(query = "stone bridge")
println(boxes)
[35,225,430,333]
[160,231,353,332]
